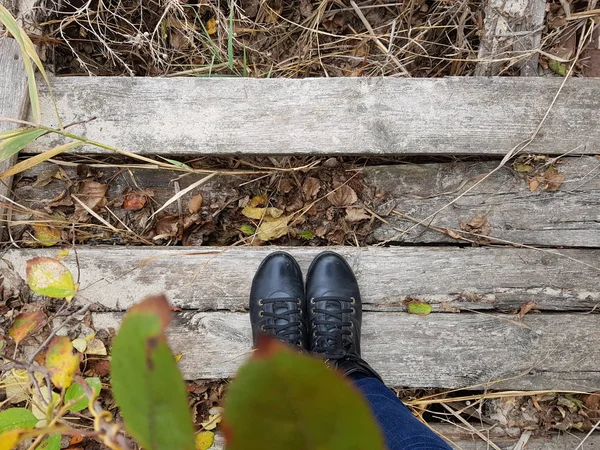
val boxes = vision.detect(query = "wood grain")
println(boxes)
[5,246,599,312]
[0,37,30,238]
[13,156,600,248]
[207,427,600,450]
[364,157,600,247]
[475,0,545,76]
[29,77,600,156]
[92,310,600,390]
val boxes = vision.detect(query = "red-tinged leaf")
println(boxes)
[45,337,80,388]
[123,192,148,211]
[9,310,46,344]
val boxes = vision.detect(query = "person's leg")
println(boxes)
[305,252,451,450]
[353,376,451,450]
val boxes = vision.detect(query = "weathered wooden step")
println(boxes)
[91,310,600,390]
[32,77,600,156]
[6,247,600,313]
[14,156,600,248]
[207,426,600,450]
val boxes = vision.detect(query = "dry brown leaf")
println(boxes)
[257,215,289,241]
[517,301,537,320]
[302,177,321,199]
[123,192,148,211]
[241,206,284,221]
[277,178,294,195]
[188,194,204,213]
[328,185,357,207]
[460,215,491,236]
[446,228,463,240]
[528,178,540,192]
[154,214,179,238]
[76,181,107,211]
[544,172,565,191]
[345,207,370,222]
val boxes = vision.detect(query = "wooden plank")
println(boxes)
[208,427,600,450]
[13,156,600,248]
[29,77,600,156]
[0,36,30,239]
[364,157,600,247]
[92,310,600,390]
[5,247,599,312]
[475,0,545,76]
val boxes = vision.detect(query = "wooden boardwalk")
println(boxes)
[2,0,600,445]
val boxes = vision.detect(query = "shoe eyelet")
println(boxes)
[260,325,266,331]
[258,299,264,306]
[350,297,356,305]
[310,298,315,305]
[296,298,301,305]
[350,308,355,314]
[312,331,317,338]
[311,308,316,314]
[259,311,264,317]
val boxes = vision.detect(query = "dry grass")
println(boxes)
[30,0,482,77]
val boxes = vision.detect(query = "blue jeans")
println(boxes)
[354,377,452,450]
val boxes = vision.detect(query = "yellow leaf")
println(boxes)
[195,431,215,450]
[31,387,60,425]
[0,429,22,450]
[241,206,284,221]
[9,310,46,344]
[72,338,87,353]
[45,337,80,388]
[200,413,222,431]
[31,225,61,247]
[2,370,31,404]
[26,257,77,300]
[85,339,107,356]
[175,353,183,363]
[249,195,267,207]
[257,215,289,241]
[206,18,217,35]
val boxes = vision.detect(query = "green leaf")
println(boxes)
[36,434,60,450]
[405,300,432,316]
[549,59,567,76]
[298,230,314,240]
[111,295,195,450]
[0,128,45,163]
[239,224,255,236]
[65,377,102,412]
[0,408,38,433]
[223,338,385,450]
[156,156,191,169]
[25,257,77,299]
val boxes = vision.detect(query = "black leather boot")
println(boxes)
[306,251,382,382]
[249,252,307,349]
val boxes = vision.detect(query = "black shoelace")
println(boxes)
[260,297,303,346]
[310,297,355,359]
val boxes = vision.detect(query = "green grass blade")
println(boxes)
[0,128,46,163]
[228,2,234,70]
[0,141,82,180]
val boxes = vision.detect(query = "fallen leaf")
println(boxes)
[10,310,46,344]
[154,213,179,238]
[91,360,110,377]
[188,194,204,214]
[241,206,284,221]
[404,299,432,316]
[123,192,148,211]
[298,230,314,240]
[584,393,600,419]
[544,172,565,191]
[0,266,24,302]
[85,339,107,356]
[328,185,357,207]
[302,177,321,199]
[345,207,370,222]
[0,429,23,450]
[72,338,87,353]
[249,195,267,207]
[206,18,217,35]
[73,181,107,220]
[195,431,215,450]
[257,215,289,241]
[45,337,81,388]
[201,413,222,431]
[2,370,31,404]
[26,257,77,300]
[31,387,60,425]
[31,225,61,247]
[460,215,491,236]
[517,301,537,320]
[446,228,463,240]
[277,178,294,194]
[528,178,540,191]
[239,224,255,236]
[513,163,533,173]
